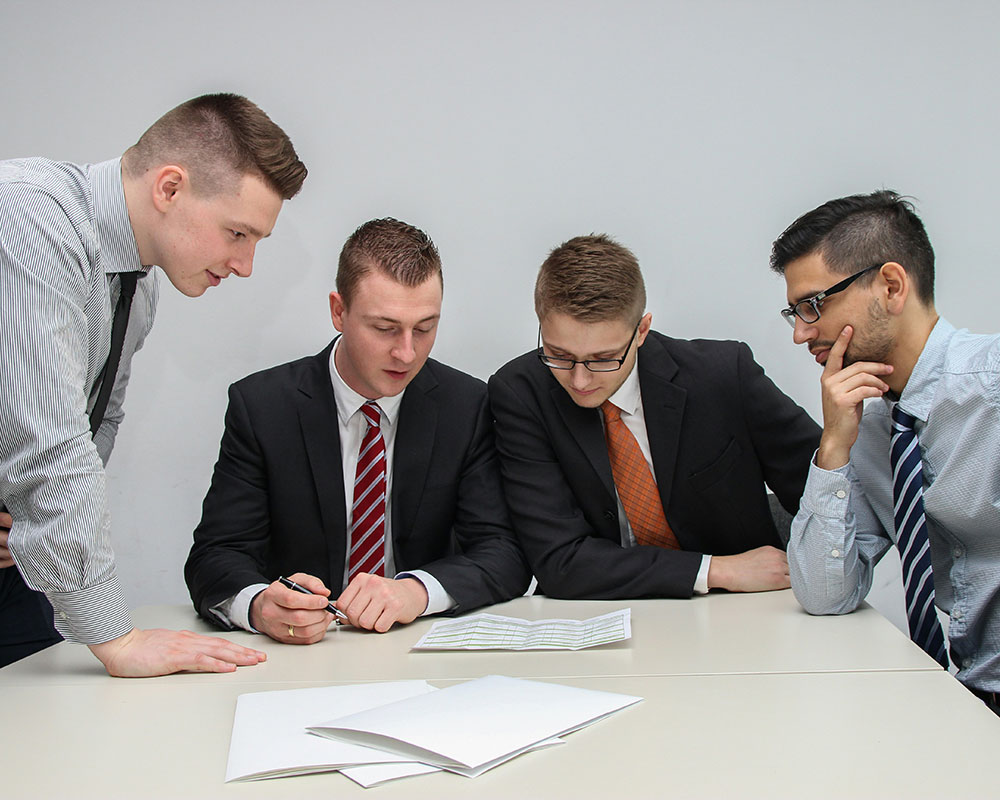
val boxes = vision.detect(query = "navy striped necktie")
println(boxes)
[890,404,949,668]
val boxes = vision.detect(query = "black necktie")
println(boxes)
[89,272,139,435]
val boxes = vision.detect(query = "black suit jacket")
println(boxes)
[488,331,820,600]
[185,341,530,626]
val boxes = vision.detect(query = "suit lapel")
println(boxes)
[296,341,348,580]
[392,365,437,560]
[552,383,616,500]
[637,335,686,517]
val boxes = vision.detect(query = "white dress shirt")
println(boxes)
[216,338,454,631]
[605,365,712,593]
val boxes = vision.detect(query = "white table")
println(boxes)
[0,590,937,688]
[2,591,993,798]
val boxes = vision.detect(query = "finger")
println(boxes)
[181,651,241,674]
[282,607,334,628]
[284,619,330,642]
[271,583,330,612]
[342,590,378,629]
[335,574,367,612]
[0,511,12,528]
[185,632,267,664]
[288,572,331,597]
[824,326,852,375]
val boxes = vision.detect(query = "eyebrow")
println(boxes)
[788,287,825,306]
[233,222,271,239]
[364,313,440,326]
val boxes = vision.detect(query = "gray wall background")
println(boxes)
[4,0,998,634]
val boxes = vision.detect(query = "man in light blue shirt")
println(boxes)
[771,189,1000,713]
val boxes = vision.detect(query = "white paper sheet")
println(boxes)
[411,608,631,650]
[225,681,437,782]
[308,674,642,773]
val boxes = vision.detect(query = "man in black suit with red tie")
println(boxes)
[489,234,820,600]
[185,218,529,643]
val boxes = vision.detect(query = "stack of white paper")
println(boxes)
[225,681,438,782]
[309,675,642,778]
[226,675,641,787]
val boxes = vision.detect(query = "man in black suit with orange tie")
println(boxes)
[489,234,820,600]
[185,218,529,643]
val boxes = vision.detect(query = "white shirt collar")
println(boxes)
[328,337,405,427]
[605,359,641,416]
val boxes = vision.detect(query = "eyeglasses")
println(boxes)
[780,263,882,328]
[537,323,640,372]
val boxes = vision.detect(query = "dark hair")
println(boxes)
[337,218,442,307]
[535,234,646,323]
[123,93,307,199]
[769,190,935,304]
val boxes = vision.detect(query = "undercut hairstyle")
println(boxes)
[122,93,307,199]
[770,190,935,305]
[535,234,646,323]
[336,218,442,308]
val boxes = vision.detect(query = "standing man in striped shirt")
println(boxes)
[0,93,307,676]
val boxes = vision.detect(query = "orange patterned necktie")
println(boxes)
[601,400,680,550]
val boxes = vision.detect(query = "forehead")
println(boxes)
[540,312,633,356]
[206,172,283,237]
[783,251,841,303]
[349,270,443,321]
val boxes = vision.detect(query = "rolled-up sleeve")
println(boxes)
[788,457,893,616]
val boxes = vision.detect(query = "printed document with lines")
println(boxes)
[412,608,631,650]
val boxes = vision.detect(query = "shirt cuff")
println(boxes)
[48,576,134,644]
[693,555,711,594]
[210,584,269,633]
[395,570,455,616]
[801,458,853,517]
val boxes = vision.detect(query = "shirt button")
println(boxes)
[954,609,964,620]
[831,549,840,558]
[954,548,962,559]
[835,490,846,499]
[59,611,67,619]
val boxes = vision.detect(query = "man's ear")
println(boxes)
[150,165,188,213]
[880,262,910,315]
[329,291,347,331]
[636,311,653,346]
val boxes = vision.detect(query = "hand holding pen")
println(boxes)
[248,572,347,645]
[278,576,349,624]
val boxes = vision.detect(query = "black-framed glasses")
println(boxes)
[537,323,640,372]
[780,263,883,328]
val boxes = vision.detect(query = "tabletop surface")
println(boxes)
[0,590,938,688]
[2,591,988,799]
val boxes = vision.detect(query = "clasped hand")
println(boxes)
[250,571,429,644]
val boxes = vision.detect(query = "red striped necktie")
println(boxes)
[349,401,386,579]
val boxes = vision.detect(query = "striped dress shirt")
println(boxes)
[0,157,158,644]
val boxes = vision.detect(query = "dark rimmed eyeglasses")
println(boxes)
[537,323,640,372]
[780,263,883,328]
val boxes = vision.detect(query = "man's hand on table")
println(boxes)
[89,627,267,677]
[249,572,336,644]
[707,545,791,592]
[0,511,14,569]
[336,573,428,632]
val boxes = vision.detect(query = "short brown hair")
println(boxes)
[122,93,307,199]
[337,218,442,307]
[534,234,646,323]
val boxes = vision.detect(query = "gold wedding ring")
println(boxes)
[287,625,295,638]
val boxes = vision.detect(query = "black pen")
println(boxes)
[278,576,348,623]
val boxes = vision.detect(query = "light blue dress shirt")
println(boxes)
[788,318,1000,691]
